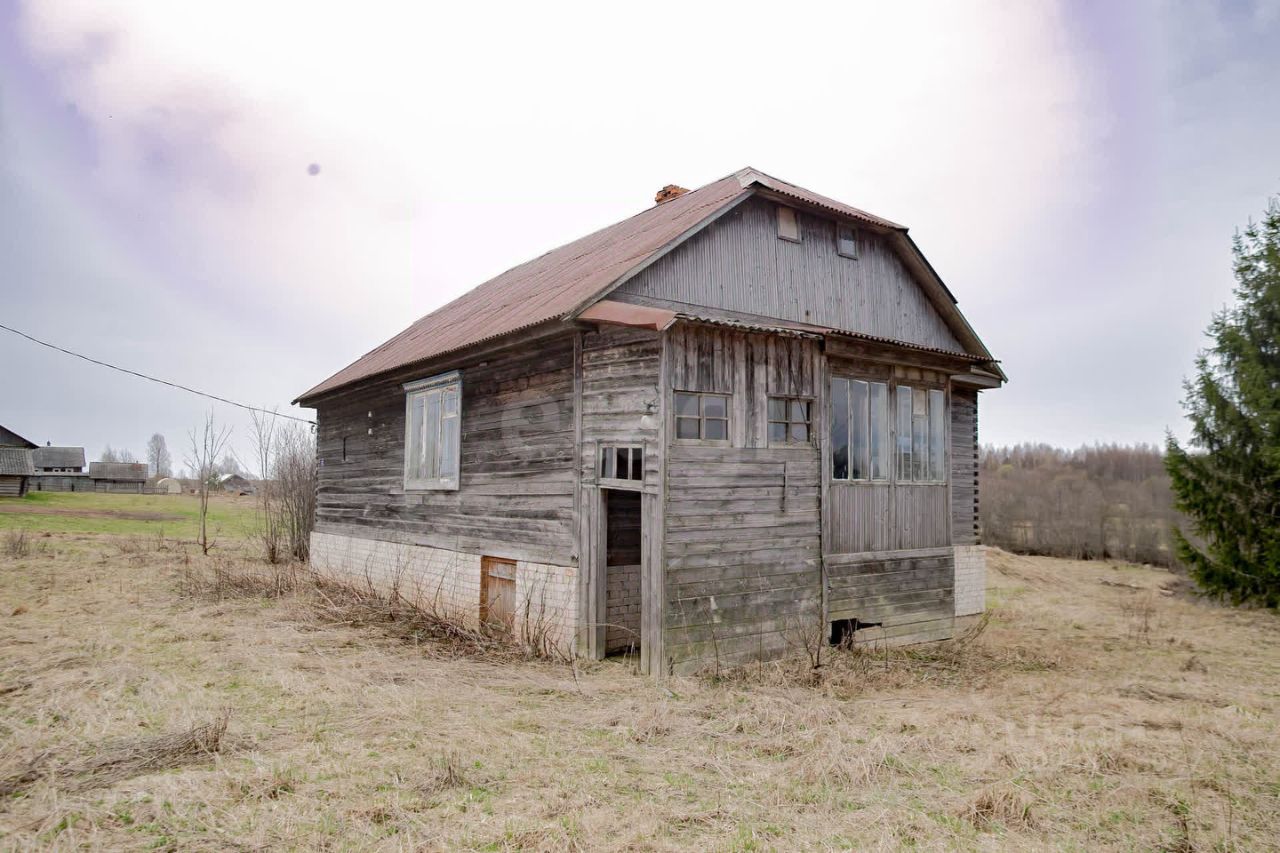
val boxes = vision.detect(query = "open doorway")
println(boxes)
[603,489,642,656]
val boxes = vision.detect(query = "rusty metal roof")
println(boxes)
[296,168,920,403]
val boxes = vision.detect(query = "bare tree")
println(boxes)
[146,433,172,478]
[249,411,317,563]
[101,445,140,464]
[186,412,233,555]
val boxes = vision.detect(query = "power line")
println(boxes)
[0,322,315,425]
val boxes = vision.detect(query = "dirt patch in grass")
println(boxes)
[0,537,1277,850]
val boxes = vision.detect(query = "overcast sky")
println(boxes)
[2,0,1278,470]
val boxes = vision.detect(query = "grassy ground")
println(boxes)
[0,492,257,540]
[0,523,1277,849]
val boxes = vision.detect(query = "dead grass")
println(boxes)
[0,539,1278,850]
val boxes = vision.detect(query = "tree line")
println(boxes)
[979,442,1182,567]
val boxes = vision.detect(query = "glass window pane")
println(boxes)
[705,419,728,441]
[790,399,809,423]
[600,447,612,479]
[897,385,913,481]
[831,378,849,480]
[439,411,458,479]
[424,390,442,480]
[675,393,699,416]
[703,395,728,418]
[616,447,629,479]
[408,393,425,480]
[837,226,857,257]
[869,383,887,480]
[442,386,458,416]
[676,417,700,439]
[850,380,868,479]
[791,423,809,442]
[912,388,929,481]
[769,422,787,442]
[768,398,786,421]
[929,390,946,481]
[631,447,644,481]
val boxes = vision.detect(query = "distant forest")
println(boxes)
[979,443,1180,567]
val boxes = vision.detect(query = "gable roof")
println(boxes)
[32,446,86,469]
[297,168,995,403]
[89,462,148,481]
[0,425,37,449]
[0,447,34,476]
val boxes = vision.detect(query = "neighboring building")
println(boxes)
[296,168,1004,675]
[88,462,149,493]
[0,426,36,497]
[220,474,256,495]
[32,445,87,473]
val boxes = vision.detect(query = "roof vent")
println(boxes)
[655,184,689,204]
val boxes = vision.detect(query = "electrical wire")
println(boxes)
[0,322,315,425]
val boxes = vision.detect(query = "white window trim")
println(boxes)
[403,370,461,491]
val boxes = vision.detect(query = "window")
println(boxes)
[777,205,800,241]
[837,224,858,258]
[831,378,889,480]
[769,397,812,443]
[674,391,729,441]
[896,385,947,482]
[403,370,461,490]
[600,445,644,482]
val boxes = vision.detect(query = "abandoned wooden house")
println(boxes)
[296,168,1004,675]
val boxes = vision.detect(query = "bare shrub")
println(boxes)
[186,412,233,555]
[962,784,1037,830]
[180,556,302,601]
[420,751,468,795]
[3,528,31,558]
[249,412,316,565]
[0,711,230,797]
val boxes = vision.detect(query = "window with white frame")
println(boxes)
[674,391,730,441]
[895,385,947,482]
[830,378,889,480]
[600,444,644,482]
[403,371,461,490]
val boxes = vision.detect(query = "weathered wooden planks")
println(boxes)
[617,196,965,353]
[950,388,980,545]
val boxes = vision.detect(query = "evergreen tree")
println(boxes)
[1166,197,1280,606]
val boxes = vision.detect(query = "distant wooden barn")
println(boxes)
[296,168,1004,675]
[0,426,36,497]
[88,462,148,493]
[32,445,87,473]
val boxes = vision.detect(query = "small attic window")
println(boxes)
[777,206,800,242]
[837,224,858,259]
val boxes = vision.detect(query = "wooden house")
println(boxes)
[32,445,87,474]
[296,169,1004,675]
[0,426,36,498]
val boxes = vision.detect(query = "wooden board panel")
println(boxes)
[950,387,980,545]
[314,333,578,566]
[826,548,955,637]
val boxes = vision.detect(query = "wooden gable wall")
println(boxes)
[615,196,965,353]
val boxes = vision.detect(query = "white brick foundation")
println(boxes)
[310,531,578,654]
[954,545,986,617]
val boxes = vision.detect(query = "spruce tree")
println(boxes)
[1166,197,1280,606]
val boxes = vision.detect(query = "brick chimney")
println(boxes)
[655,184,689,204]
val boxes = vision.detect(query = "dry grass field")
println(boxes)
[0,501,1277,850]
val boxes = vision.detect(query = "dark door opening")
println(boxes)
[603,489,642,656]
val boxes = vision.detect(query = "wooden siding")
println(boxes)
[617,197,964,353]
[826,547,956,644]
[314,332,577,566]
[951,388,980,545]
[662,324,823,673]
[827,484,949,553]
[0,476,26,498]
[576,325,664,664]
